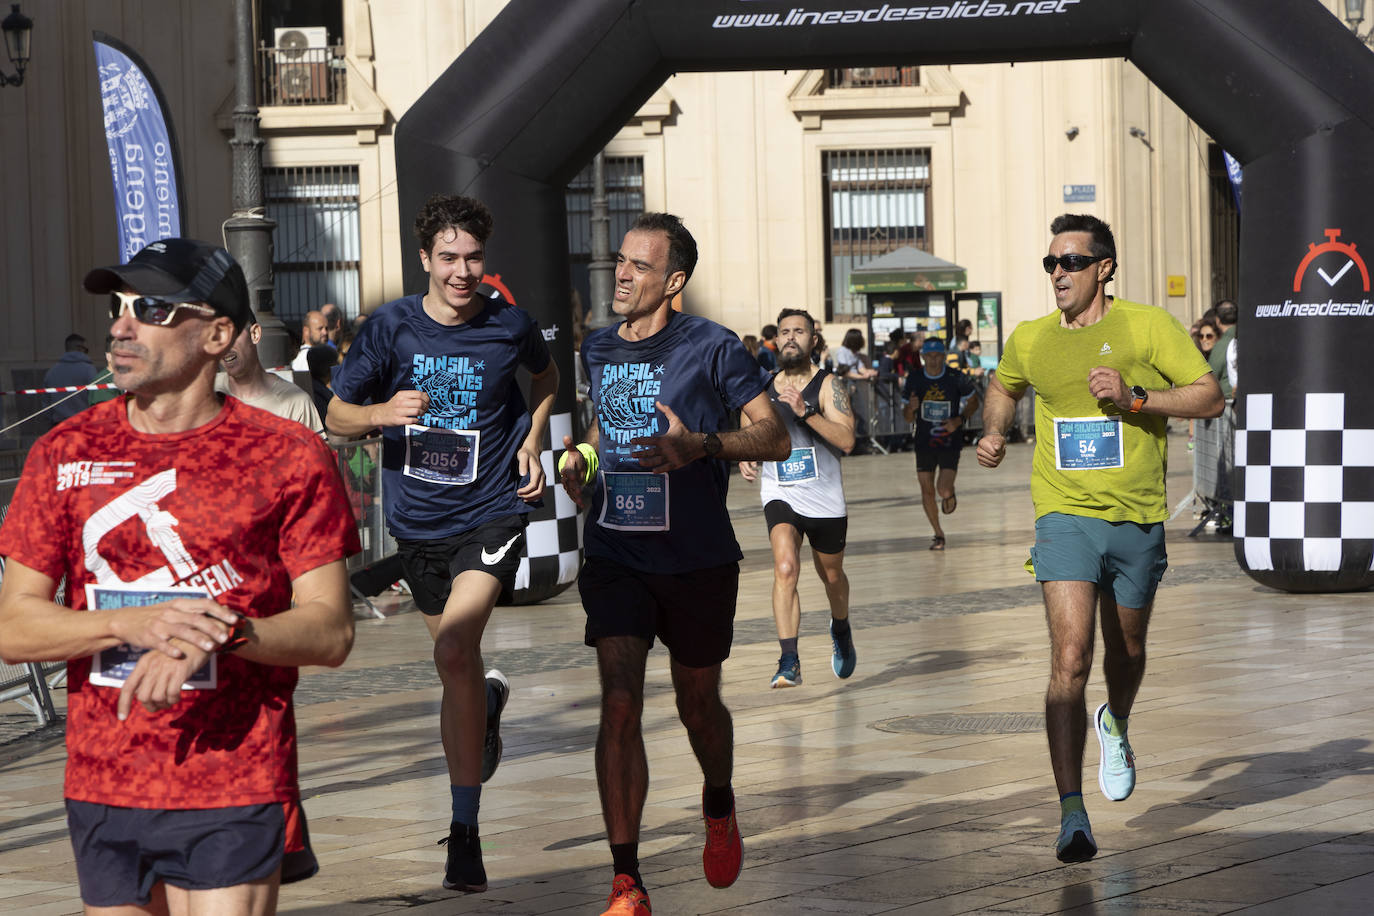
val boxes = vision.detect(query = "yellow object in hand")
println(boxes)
[557,442,598,485]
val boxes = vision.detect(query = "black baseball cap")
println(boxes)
[83,238,253,333]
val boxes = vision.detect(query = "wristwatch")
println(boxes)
[219,616,252,654]
[800,402,819,420]
[702,431,723,457]
[1129,385,1148,414]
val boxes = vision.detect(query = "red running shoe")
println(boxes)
[600,874,651,915]
[702,789,743,888]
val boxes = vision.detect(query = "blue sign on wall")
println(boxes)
[1063,184,1096,203]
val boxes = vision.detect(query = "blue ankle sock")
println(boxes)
[451,784,480,828]
[779,637,798,657]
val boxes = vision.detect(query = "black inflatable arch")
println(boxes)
[396,0,1374,599]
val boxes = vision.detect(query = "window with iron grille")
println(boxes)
[565,157,645,320]
[264,165,361,327]
[824,67,921,89]
[823,148,931,321]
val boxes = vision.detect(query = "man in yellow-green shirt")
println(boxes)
[977,214,1223,864]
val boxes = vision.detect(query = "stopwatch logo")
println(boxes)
[1292,228,1371,293]
[480,273,518,306]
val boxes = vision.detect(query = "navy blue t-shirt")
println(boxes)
[902,368,976,450]
[582,311,771,574]
[332,293,552,539]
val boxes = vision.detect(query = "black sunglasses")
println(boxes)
[1042,254,1106,274]
[110,291,217,326]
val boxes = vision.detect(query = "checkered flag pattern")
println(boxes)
[512,410,584,602]
[1234,392,1374,577]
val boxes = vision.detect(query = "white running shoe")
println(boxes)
[1095,703,1136,801]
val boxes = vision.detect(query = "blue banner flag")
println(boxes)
[1222,150,1242,211]
[92,32,184,262]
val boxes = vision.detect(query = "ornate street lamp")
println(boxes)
[1344,0,1374,46]
[1,3,32,87]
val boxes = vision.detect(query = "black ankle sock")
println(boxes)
[779,637,798,657]
[831,617,850,638]
[610,842,641,886]
[703,784,734,819]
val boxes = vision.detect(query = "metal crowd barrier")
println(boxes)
[330,436,396,618]
[838,372,990,454]
[0,479,62,727]
[1190,400,1235,534]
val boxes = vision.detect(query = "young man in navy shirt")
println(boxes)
[327,194,559,892]
[902,338,980,550]
[559,213,789,916]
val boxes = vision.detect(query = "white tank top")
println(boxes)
[759,369,847,518]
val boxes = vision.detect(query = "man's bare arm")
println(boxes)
[807,374,855,454]
[521,362,560,456]
[232,560,354,668]
[0,560,236,664]
[721,391,791,462]
[630,393,790,472]
[975,374,1024,469]
[326,390,431,438]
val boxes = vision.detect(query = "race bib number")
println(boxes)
[85,584,217,690]
[404,425,480,486]
[1054,416,1124,470]
[921,400,952,424]
[598,471,669,531]
[776,447,818,485]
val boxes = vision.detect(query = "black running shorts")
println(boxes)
[66,800,286,906]
[395,514,527,614]
[763,499,848,555]
[579,556,738,668]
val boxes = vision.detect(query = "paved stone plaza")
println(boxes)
[4,437,1374,914]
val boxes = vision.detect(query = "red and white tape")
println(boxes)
[0,384,121,396]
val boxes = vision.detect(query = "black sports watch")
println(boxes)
[800,402,819,420]
[702,431,723,457]
[1129,385,1148,413]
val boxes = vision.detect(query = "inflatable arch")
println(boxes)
[395,0,1374,599]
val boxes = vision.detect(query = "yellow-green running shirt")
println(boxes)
[995,298,1210,524]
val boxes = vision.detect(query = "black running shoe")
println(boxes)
[481,669,510,783]
[438,822,488,891]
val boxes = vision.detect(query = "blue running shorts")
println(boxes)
[1029,512,1167,609]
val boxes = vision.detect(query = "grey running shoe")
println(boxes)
[1055,809,1097,863]
[481,669,510,783]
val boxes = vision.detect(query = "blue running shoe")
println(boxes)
[1095,703,1136,801]
[771,653,801,688]
[830,621,856,679]
[1055,809,1097,863]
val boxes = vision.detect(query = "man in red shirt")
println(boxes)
[0,238,360,915]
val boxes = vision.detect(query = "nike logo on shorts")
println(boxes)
[481,533,521,565]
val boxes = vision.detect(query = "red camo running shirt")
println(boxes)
[0,396,361,809]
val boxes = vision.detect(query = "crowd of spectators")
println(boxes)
[745,314,991,454]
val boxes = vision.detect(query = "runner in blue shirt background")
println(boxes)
[558,212,788,916]
[328,194,558,894]
[902,338,980,551]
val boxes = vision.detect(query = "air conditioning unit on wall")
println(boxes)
[273,26,330,103]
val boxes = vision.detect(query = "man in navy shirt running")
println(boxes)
[559,213,788,916]
[902,338,980,551]
[327,194,558,893]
